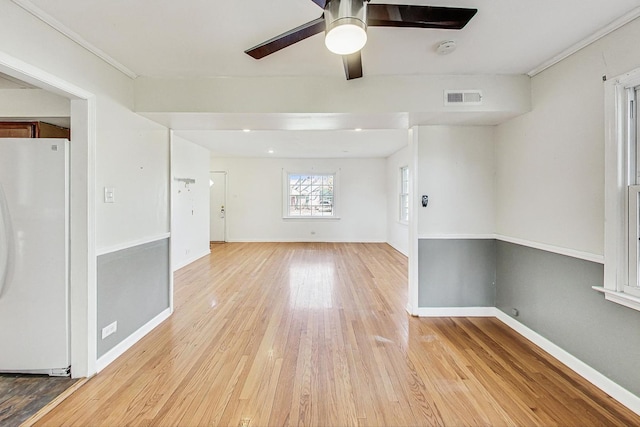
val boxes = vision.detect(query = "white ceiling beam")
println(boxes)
[135,74,530,115]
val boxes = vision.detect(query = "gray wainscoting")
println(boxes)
[496,240,640,397]
[97,238,170,358]
[418,239,496,307]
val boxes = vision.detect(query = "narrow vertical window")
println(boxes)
[627,86,640,296]
[400,166,409,223]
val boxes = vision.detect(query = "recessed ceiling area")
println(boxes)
[0,71,71,128]
[175,129,408,158]
[155,110,520,158]
[0,72,36,89]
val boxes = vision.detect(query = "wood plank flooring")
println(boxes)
[36,242,640,426]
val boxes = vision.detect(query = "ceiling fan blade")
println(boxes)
[343,52,363,80]
[245,16,325,59]
[309,0,327,8]
[367,4,477,29]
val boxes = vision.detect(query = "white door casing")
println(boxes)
[0,51,97,378]
[210,171,226,242]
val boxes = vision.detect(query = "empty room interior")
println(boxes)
[2,0,640,425]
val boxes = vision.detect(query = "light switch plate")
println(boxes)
[104,187,115,203]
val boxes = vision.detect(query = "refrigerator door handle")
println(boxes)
[0,184,12,298]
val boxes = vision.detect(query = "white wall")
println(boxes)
[386,145,410,255]
[416,126,495,237]
[496,17,640,256]
[0,88,69,118]
[95,99,169,250]
[171,134,211,270]
[210,157,387,242]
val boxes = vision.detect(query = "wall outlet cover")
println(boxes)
[101,321,117,339]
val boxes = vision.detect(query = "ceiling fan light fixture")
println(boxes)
[325,21,367,55]
[324,0,367,55]
[244,0,478,80]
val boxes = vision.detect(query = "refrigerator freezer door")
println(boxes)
[0,138,69,374]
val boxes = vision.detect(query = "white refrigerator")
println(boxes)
[0,138,70,376]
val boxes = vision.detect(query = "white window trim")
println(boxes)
[599,67,640,311]
[281,169,340,219]
[627,185,640,297]
[399,165,409,225]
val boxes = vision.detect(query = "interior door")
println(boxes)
[210,171,226,242]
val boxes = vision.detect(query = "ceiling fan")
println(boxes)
[245,0,477,80]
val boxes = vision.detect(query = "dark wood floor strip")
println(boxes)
[0,374,77,427]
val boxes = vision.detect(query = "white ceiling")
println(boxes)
[24,0,640,78]
[0,73,36,89]
[14,0,640,157]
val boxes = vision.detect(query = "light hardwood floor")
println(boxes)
[37,242,640,426]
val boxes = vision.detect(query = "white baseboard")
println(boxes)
[414,306,640,416]
[493,309,640,416]
[225,238,387,243]
[416,307,497,317]
[386,240,408,257]
[172,248,211,271]
[96,307,172,373]
[417,234,496,240]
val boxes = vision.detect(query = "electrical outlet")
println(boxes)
[102,321,117,339]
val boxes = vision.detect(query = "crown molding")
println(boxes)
[11,0,138,79]
[528,7,640,77]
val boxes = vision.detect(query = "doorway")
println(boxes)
[0,55,96,377]
[210,171,226,243]
[0,52,96,424]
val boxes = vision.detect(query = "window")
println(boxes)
[628,86,640,297]
[601,68,640,310]
[400,166,409,223]
[284,173,336,218]
[629,184,640,296]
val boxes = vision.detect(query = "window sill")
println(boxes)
[593,286,640,312]
[283,216,341,220]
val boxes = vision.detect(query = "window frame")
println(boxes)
[627,185,640,297]
[600,67,640,311]
[282,170,340,219]
[399,166,409,224]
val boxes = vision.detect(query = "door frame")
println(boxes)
[0,51,97,378]
[210,170,227,243]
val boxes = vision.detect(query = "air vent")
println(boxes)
[444,90,483,106]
